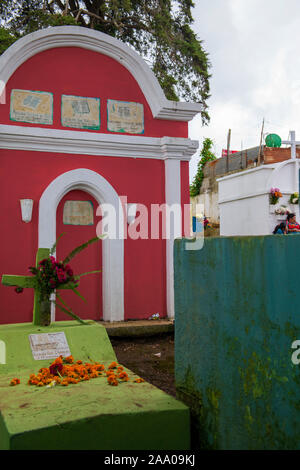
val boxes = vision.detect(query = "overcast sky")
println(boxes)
[188,0,300,181]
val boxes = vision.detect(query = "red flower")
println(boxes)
[49,362,63,376]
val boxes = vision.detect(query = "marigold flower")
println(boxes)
[106,370,115,376]
[54,356,63,363]
[107,375,118,386]
[134,378,145,383]
[10,378,20,386]
[64,355,74,364]
[118,371,129,381]
[108,361,118,369]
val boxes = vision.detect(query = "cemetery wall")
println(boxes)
[174,236,300,449]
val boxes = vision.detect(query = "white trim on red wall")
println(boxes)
[0,124,198,161]
[0,26,202,122]
[39,168,125,322]
[164,159,182,319]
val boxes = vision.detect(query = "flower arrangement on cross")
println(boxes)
[2,234,103,326]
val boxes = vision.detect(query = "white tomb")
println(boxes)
[218,132,300,236]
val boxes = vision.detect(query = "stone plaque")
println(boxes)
[63,200,94,225]
[61,95,100,130]
[107,99,144,134]
[29,332,71,360]
[10,89,53,125]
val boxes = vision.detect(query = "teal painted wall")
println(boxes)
[174,236,300,450]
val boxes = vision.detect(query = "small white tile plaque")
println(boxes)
[29,332,71,361]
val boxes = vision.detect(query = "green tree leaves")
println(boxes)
[190,138,216,197]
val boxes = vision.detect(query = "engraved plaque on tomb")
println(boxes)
[61,95,100,130]
[29,332,71,360]
[63,200,94,225]
[10,89,53,125]
[107,99,144,134]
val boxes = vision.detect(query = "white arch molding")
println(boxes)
[0,26,201,121]
[39,168,124,322]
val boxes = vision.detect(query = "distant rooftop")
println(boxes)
[204,145,298,178]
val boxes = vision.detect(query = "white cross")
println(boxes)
[281,130,300,192]
[282,131,299,159]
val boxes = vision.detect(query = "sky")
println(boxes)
[188,0,300,182]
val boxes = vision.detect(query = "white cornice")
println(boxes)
[0,26,202,122]
[0,124,198,161]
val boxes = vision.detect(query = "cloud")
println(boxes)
[188,0,300,182]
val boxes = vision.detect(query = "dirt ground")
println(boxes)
[110,332,176,397]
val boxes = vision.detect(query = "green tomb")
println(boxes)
[0,249,190,450]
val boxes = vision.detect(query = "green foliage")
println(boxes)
[0,0,211,124]
[50,232,65,255]
[190,138,216,197]
[0,27,18,54]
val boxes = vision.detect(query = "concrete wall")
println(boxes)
[174,236,300,450]
[190,191,219,226]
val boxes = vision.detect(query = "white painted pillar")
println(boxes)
[290,131,296,159]
[164,159,182,319]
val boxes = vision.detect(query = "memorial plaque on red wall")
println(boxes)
[10,89,53,125]
[63,200,94,225]
[107,99,144,134]
[61,95,100,130]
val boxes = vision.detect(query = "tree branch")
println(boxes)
[63,0,70,15]
[54,0,66,13]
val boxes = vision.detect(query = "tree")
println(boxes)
[190,137,216,197]
[0,0,211,124]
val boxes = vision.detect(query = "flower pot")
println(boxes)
[40,299,51,326]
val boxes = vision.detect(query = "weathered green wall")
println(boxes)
[174,236,300,450]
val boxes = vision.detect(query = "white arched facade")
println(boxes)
[39,168,124,322]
